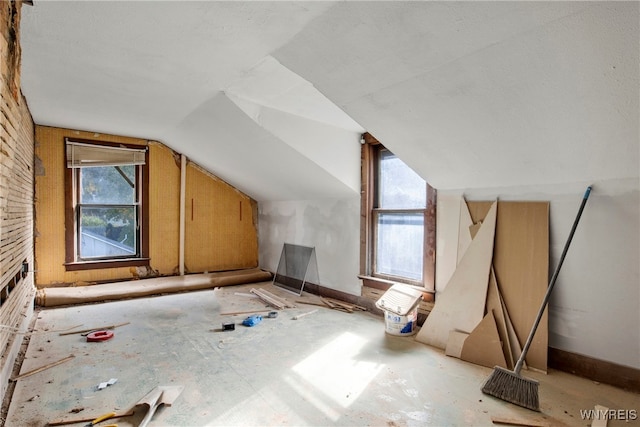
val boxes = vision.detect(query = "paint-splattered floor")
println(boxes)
[5,282,639,426]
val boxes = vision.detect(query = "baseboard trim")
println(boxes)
[300,282,382,314]
[298,282,433,325]
[548,347,640,393]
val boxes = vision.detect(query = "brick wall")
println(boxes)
[0,1,36,403]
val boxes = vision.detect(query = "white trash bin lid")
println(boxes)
[375,283,423,316]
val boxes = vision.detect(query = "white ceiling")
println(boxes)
[20,1,639,201]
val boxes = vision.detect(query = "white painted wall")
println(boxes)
[258,197,361,296]
[448,179,640,370]
[261,179,640,369]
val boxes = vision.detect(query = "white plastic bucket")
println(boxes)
[384,305,418,336]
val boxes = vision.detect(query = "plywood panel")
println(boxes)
[457,197,474,262]
[460,311,507,369]
[416,202,496,348]
[185,163,258,273]
[445,330,469,358]
[468,201,549,372]
[435,193,462,292]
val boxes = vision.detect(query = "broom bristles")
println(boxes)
[481,366,540,412]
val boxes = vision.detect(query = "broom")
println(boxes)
[481,186,592,411]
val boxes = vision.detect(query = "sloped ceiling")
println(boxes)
[20,1,639,200]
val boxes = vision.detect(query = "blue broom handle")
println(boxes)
[514,186,592,374]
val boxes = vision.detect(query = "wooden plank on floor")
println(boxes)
[11,355,75,381]
[491,415,550,426]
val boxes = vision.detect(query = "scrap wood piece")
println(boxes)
[320,297,352,313]
[460,310,507,369]
[270,292,296,308]
[59,321,130,336]
[250,288,286,309]
[295,298,326,307]
[491,415,550,426]
[415,201,497,349]
[320,298,353,313]
[48,409,135,426]
[250,288,295,309]
[220,309,273,316]
[444,330,469,358]
[325,297,367,311]
[293,309,318,320]
[324,298,354,312]
[320,297,336,308]
[12,354,75,381]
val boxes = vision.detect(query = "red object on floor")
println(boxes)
[86,330,114,342]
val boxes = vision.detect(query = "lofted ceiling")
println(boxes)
[19,1,639,201]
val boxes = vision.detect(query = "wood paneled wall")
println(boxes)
[34,128,258,287]
[34,127,148,285]
[0,0,36,404]
[185,163,258,273]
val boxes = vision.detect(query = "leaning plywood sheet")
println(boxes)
[460,310,507,369]
[445,330,469,358]
[435,192,463,292]
[468,201,549,372]
[35,268,272,307]
[457,197,474,263]
[415,202,497,349]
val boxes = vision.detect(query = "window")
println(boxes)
[65,139,149,270]
[375,149,426,282]
[360,133,436,291]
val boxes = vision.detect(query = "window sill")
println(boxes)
[64,258,150,271]
[359,275,435,304]
[358,275,434,294]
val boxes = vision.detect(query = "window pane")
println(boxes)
[79,206,137,258]
[376,213,423,281]
[80,166,135,204]
[379,150,426,209]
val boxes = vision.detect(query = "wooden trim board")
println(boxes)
[548,347,640,393]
